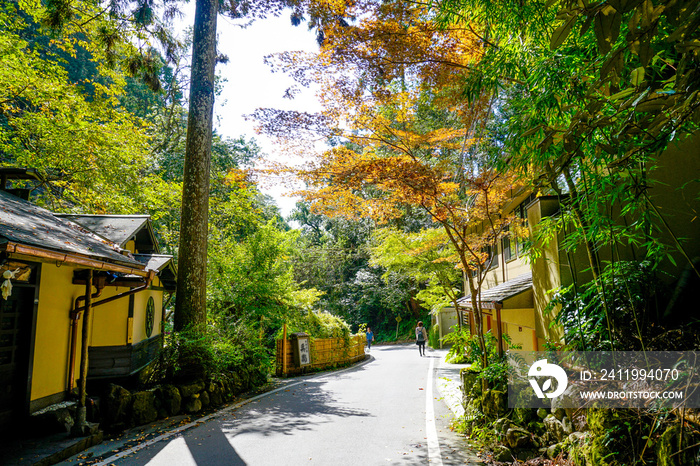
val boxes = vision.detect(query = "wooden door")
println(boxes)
[0,263,38,430]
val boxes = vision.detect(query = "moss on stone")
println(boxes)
[567,410,623,466]
[481,389,507,420]
[514,407,536,425]
[656,425,699,466]
[130,390,158,426]
[587,408,622,434]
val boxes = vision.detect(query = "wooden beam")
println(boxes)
[282,324,288,376]
[2,242,148,276]
[495,304,504,358]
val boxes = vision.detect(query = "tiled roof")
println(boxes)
[56,214,152,249]
[0,190,142,267]
[134,254,172,272]
[457,272,532,307]
[134,254,176,291]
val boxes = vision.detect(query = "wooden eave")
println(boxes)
[0,241,149,277]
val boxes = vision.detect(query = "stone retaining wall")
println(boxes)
[30,338,366,436]
[459,368,699,465]
[99,378,234,432]
[29,377,246,436]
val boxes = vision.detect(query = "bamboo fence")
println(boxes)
[276,334,366,376]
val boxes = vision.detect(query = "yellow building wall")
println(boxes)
[466,189,535,292]
[504,258,531,281]
[482,254,531,290]
[502,323,538,351]
[31,264,166,408]
[465,307,538,351]
[131,286,163,344]
[520,135,700,348]
[500,304,538,351]
[91,281,164,346]
[89,287,129,347]
[528,198,565,344]
[500,308,536,328]
[648,133,700,282]
[31,263,83,405]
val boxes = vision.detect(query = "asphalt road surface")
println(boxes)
[76,345,482,465]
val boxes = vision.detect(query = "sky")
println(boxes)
[175,10,322,219]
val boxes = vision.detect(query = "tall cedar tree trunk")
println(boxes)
[174,0,218,331]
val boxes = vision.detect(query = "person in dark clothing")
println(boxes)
[415,321,427,356]
[366,327,374,351]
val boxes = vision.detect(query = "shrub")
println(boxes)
[279,310,352,340]
[305,310,351,339]
[547,260,666,350]
[149,319,271,389]
[441,326,472,363]
[428,325,440,349]
[441,327,510,365]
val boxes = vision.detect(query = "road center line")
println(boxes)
[425,356,444,465]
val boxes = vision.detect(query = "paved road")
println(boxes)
[69,345,482,465]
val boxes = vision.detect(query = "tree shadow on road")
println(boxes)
[184,422,248,465]
[218,379,372,439]
[90,427,248,466]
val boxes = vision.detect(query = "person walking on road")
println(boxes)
[366,327,374,352]
[415,321,427,356]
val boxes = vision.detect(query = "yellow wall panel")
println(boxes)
[31,264,81,402]
[528,198,565,344]
[89,287,129,347]
[499,308,536,328]
[132,289,162,343]
[503,323,537,351]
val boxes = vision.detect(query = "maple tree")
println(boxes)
[255,0,531,365]
[293,150,524,364]
[255,0,489,143]
[370,227,464,329]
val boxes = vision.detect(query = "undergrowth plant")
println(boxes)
[441,326,516,367]
[149,318,271,389]
[428,325,440,349]
[546,260,674,351]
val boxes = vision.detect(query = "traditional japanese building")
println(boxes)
[0,169,175,432]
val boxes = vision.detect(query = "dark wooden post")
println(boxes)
[495,304,504,358]
[282,324,288,376]
[73,269,93,435]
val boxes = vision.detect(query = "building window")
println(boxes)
[515,194,535,256]
[145,296,155,338]
[517,194,535,220]
[485,244,499,269]
[503,230,512,262]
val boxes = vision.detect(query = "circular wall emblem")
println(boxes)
[145,296,155,338]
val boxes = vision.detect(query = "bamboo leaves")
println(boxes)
[594,5,622,55]
[550,13,578,50]
[630,66,645,86]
